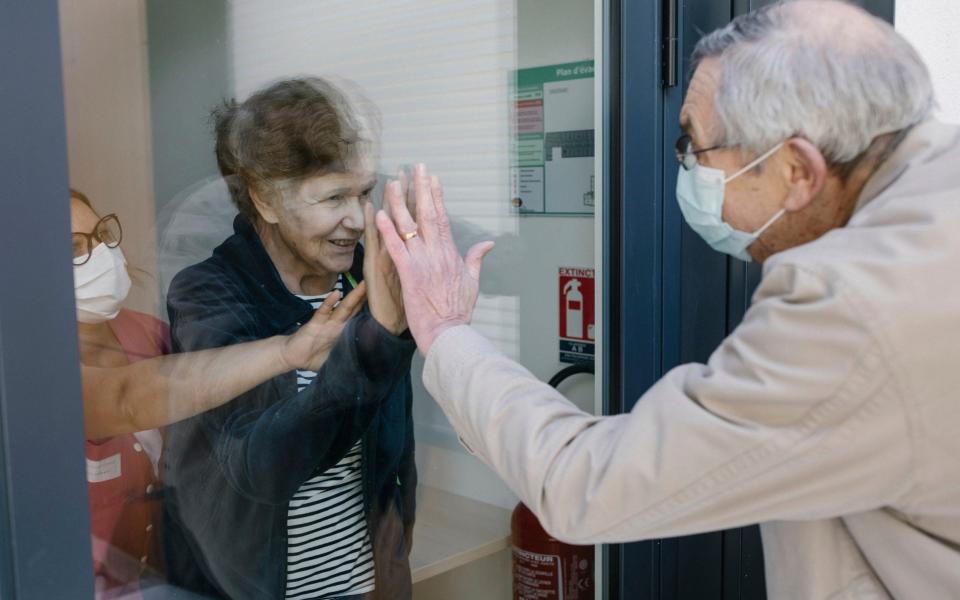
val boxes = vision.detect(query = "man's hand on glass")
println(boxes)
[280,281,366,372]
[375,163,495,355]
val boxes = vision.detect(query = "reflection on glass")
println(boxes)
[60,0,596,598]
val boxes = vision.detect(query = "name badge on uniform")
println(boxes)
[86,453,122,483]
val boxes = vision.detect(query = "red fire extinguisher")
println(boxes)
[512,503,594,599]
[512,365,596,599]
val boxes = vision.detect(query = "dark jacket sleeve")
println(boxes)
[167,261,416,505]
[399,386,417,546]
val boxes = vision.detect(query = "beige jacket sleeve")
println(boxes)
[422,262,914,544]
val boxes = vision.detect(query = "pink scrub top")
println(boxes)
[85,309,169,597]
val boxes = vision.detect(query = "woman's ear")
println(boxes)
[782,137,827,212]
[249,188,280,225]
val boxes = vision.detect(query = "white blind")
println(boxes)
[228,0,521,350]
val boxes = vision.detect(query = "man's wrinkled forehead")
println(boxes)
[679,58,723,146]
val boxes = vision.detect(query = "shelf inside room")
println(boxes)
[410,486,513,583]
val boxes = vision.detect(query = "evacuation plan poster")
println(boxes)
[511,60,595,216]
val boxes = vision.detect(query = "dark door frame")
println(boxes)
[603,0,893,598]
[0,1,95,598]
[601,0,668,596]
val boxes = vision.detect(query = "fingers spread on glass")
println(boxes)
[376,208,410,272]
[316,290,341,315]
[333,281,366,322]
[464,241,497,282]
[285,286,358,372]
[363,202,381,257]
[398,167,416,219]
[374,164,495,355]
[413,164,439,241]
[363,198,406,334]
[429,175,451,239]
[384,180,420,249]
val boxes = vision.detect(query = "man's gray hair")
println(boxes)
[692,0,935,166]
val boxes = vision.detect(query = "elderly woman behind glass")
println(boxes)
[163,77,416,600]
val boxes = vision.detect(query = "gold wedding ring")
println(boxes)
[400,229,419,241]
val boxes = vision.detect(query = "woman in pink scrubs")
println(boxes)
[70,189,366,597]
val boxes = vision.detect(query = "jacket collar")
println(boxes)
[214,214,362,334]
[855,119,959,213]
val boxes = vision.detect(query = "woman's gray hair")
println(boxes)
[692,0,935,167]
[213,77,381,222]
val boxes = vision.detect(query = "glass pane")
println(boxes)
[59,0,598,597]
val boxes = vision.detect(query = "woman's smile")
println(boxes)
[327,237,358,252]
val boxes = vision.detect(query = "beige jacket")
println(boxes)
[422,120,960,599]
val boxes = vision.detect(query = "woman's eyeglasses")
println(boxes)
[72,214,123,266]
[675,133,726,171]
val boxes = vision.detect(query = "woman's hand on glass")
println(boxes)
[363,201,407,335]
[280,281,367,372]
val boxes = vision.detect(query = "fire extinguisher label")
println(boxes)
[559,267,595,365]
[512,546,564,599]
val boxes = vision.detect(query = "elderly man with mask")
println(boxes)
[376,1,960,598]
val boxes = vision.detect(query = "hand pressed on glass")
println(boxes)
[375,164,495,355]
[363,201,407,335]
[280,281,367,372]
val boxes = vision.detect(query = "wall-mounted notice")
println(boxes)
[511,60,595,216]
[559,267,595,364]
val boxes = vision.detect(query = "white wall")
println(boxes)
[515,0,596,415]
[59,0,159,316]
[897,1,960,124]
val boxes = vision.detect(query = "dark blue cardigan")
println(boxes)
[162,215,416,599]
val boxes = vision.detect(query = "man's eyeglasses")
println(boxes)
[674,134,726,171]
[73,214,123,266]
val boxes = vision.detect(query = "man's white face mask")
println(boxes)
[676,142,785,262]
[74,243,132,323]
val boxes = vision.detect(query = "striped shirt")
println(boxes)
[286,276,375,599]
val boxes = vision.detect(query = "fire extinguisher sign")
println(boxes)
[558,267,595,365]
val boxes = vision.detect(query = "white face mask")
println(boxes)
[74,243,132,323]
[676,142,785,262]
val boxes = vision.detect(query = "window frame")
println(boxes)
[0,1,95,597]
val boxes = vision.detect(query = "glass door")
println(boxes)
[43,0,606,597]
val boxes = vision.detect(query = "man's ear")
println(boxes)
[250,188,279,224]
[781,137,827,212]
